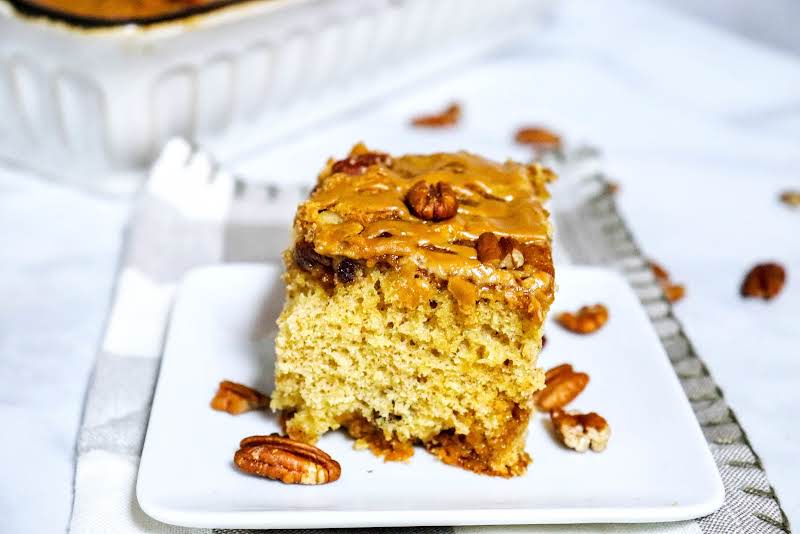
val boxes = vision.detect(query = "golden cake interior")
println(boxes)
[271,143,555,477]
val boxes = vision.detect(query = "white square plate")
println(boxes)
[137,264,723,529]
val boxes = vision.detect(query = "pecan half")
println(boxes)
[210,380,269,415]
[476,232,505,263]
[741,263,786,300]
[551,409,610,452]
[780,190,800,207]
[475,232,528,269]
[405,181,459,221]
[556,304,609,334]
[234,434,341,485]
[514,126,561,150]
[649,260,685,303]
[662,284,685,302]
[411,102,461,128]
[534,363,589,411]
[650,261,670,281]
[331,152,392,175]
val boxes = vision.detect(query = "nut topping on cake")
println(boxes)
[331,152,392,176]
[405,180,459,221]
[291,145,554,316]
[556,304,609,334]
[476,232,527,269]
[210,380,269,415]
[550,409,610,452]
[534,364,589,411]
[234,434,341,485]
[476,232,504,263]
[741,263,786,300]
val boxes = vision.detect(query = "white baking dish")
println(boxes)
[0,0,552,191]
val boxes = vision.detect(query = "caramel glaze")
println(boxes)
[292,144,556,320]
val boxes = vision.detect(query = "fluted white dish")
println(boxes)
[0,0,551,191]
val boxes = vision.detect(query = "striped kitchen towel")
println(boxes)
[69,139,790,534]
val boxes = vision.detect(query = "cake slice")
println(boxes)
[271,143,556,477]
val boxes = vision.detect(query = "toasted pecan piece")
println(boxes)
[476,232,523,268]
[534,363,589,411]
[411,102,461,128]
[330,152,392,176]
[662,283,685,302]
[649,260,685,303]
[405,180,459,221]
[779,190,800,207]
[556,304,609,334]
[741,263,786,300]
[234,434,341,484]
[514,126,561,150]
[551,409,610,452]
[650,261,670,281]
[211,380,269,415]
[475,232,549,271]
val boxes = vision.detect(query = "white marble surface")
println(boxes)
[654,0,800,54]
[1,1,799,532]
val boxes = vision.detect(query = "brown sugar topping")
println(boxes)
[292,143,555,316]
[425,404,532,477]
[338,413,415,462]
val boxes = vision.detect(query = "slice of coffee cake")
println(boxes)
[271,143,555,477]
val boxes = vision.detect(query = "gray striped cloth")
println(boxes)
[69,139,790,534]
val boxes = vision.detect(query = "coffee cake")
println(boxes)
[271,143,555,477]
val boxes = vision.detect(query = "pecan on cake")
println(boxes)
[271,143,556,477]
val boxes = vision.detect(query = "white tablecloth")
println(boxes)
[1,1,798,532]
